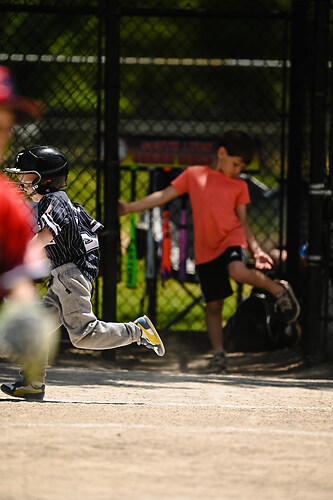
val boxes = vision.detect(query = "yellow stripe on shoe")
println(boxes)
[135,315,165,356]
[1,381,45,400]
[137,322,159,344]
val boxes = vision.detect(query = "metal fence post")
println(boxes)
[305,0,330,364]
[102,0,121,322]
[286,0,309,292]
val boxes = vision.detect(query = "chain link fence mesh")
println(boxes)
[1,0,293,336]
[117,7,290,331]
[0,2,103,303]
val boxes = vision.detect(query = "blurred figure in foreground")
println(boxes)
[0,174,57,394]
[0,65,56,397]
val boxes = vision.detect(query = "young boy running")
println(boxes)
[118,130,300,373]
[1,145,165,400]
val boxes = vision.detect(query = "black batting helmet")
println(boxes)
[5,145,68,195]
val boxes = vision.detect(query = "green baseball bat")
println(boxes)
[126,166,137,288]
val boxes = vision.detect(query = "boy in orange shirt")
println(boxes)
[118,130,300,373]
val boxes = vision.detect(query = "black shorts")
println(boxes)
[196,246,247,303]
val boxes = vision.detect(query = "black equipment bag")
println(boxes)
[223,288,300,352]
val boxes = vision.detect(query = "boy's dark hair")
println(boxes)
[219,130,255,165]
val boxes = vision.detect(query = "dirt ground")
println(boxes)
[55,329,333,380]
[0,332,333,500]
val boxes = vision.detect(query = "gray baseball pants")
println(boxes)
[23,262,142,382]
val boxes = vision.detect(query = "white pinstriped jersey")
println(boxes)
[37,190,103,284]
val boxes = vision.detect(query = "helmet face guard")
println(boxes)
[17,170,42,195]
[4,146,68,195]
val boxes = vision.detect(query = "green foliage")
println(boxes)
[2,3,290,120]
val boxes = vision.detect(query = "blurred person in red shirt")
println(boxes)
[0,66,55,395]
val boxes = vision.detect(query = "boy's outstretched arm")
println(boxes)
[118,185,179,216]
[235,204,274,270]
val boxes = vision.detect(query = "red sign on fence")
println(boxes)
[119,136,259,171]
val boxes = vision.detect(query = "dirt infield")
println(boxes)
[0,337,333,500]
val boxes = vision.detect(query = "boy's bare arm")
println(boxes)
[118,185,179,216]
[236,204,273,269]
[30,226,54,248]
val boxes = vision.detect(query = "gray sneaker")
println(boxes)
[274,280,300,324]
[134,315,165,356]
[206,352,226,374]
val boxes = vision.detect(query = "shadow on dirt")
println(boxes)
[1,328,333,395]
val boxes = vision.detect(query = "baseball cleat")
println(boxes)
[206,352,226,374]
[134,315,165,356]
[274,280,300,324]
[1,380,45,401]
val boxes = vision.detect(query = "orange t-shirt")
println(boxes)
[171,166,250,265]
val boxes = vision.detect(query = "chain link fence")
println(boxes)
[0,0,104,306]
[1,1,295,337]
[117,4,291,332]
